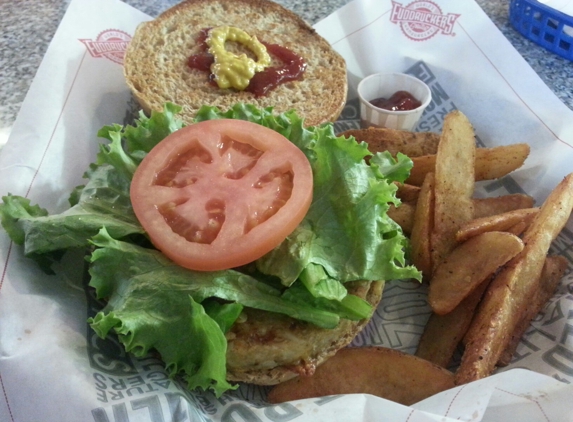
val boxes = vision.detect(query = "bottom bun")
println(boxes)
[225,280,384,385]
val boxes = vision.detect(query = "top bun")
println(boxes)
[124,0,348,127]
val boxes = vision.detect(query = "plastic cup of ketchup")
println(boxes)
[357,72,431,131]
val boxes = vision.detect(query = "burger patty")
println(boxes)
[225,280,384,385]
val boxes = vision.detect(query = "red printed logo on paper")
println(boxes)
[390,1,460,41]
[79,29,131,65]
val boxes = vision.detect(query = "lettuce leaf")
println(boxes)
[87,228,350,396]
[0,164,143,256]
[0,104,185,257]
[98,102,185,158]
[89,228,345,329]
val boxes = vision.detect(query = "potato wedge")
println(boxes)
[416,279,490,368]
[389,195,536,236]
[431,111,475,271]
[474,143,530,181]
[455,173,573,385]
[410,173,434,279]
[473,194,535,218]
[388,203,415,235]
[428,231,524,315]
[267,347,455,406]
[396,182,421,203]
[456,208,539,242]
[505,220,529,237]
[340,127,441,157]
[497,255,568,366]
[407,144,530,186]
[407,155,435,186]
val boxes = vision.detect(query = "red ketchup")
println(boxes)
[187,28,215,78]
[187,29,307,97]
[370,91,422,111]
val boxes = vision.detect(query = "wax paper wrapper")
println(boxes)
[1,0,573,421]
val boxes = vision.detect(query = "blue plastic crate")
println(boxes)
[509,0,573,61]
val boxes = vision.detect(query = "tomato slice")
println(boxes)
[130,119,313,271]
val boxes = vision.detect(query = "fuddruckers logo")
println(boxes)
[79,29,131,65]
[390,1,460,41]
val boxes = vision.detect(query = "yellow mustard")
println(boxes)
[206,26,271,90]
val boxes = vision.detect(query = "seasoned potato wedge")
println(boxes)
[428,231,524,315]
[389,195,536,235]
[430,111,475,271]
[497,255,568,366]
[388,202,415,235]
[456,208,539,242]
[416,279,490,368]
[267,347,455,406]
[410,173,434,279]
[395,182,421,203]
[473,194,535,218]
[407,144,529,186]
[340,127,440,157]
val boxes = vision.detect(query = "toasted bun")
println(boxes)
[225,280,384,385]
[124,0,348,127]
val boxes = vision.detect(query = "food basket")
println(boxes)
[509,0,573,61]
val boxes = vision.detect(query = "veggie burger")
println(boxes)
[0,0,421,398]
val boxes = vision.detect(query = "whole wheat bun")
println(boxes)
[124,0,348,127]
[226,280,384,385]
